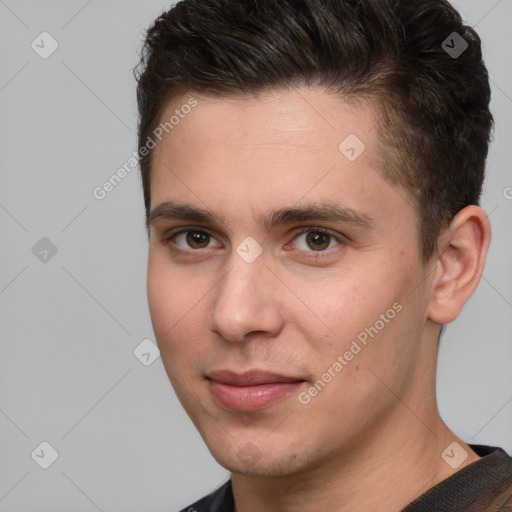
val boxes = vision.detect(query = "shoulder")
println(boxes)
[404,445,512,511]
[178,480,234,512]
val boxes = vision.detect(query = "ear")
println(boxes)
[427,205,491,325]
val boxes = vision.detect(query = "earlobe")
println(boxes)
[427,206,491,325]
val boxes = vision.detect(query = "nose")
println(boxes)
[208,249,284,343]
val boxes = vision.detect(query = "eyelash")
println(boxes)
[162,227,346,258]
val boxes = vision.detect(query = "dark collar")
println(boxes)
[181,444,512,512]
[403,444,512,511]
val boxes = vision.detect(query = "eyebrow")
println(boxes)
[148,200,375,232]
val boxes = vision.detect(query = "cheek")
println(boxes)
[146,252,174,339]
[291,266,408,366]
[293,271,382,334]
[292,279,418,422]
[147,253,188,353]
[146,251,212,368]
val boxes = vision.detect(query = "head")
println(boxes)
[136,0,492,477]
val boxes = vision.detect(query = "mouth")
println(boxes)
[206,369,307,411]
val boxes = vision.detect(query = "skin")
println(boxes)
[146,86,491,512]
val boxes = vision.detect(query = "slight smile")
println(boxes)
[207,369,307,411]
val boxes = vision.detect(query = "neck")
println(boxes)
[231,349,480,512]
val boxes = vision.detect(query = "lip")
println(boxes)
[207,369,306,411]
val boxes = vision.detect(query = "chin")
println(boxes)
[208,439,314,478]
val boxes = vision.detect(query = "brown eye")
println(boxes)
[185,231,210,248]
[293,228,341,252]
[305,231,331,251]
[171,230,222,250]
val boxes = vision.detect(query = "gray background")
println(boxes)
[0,1,511,510]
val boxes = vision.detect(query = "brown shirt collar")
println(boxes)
[181,444,512,512]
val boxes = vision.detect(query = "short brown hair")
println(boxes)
[135,0,493,261]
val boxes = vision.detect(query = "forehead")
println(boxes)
[154,87,378,157]
[149,86,414,233]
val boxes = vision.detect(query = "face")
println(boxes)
[146,86,437,478]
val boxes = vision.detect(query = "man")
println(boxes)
[135,0,512,510]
